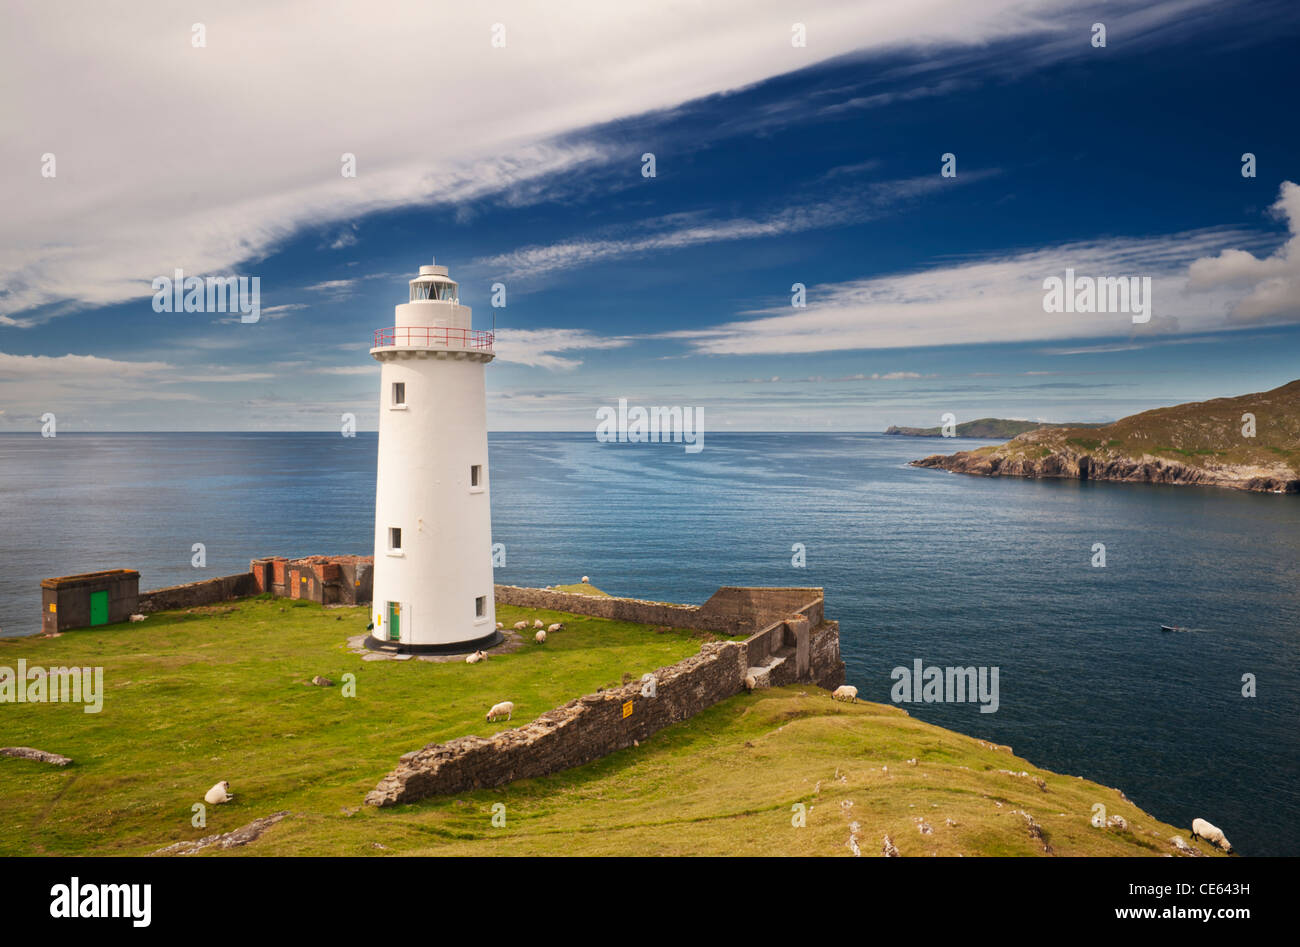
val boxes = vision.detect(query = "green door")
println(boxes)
[89,590,109,626]
[388,602,400,642]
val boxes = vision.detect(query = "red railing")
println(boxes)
[372,326,495,350]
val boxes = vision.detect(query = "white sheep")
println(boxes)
[465,650,487,664]
[832,685,858,703]
[533,619,544,629]
[535,630,547,644]
[581,576,589,584]
[547,623,563,633]
[512,620,528,631]
[129,614,146,623]
[486,700,515,722]
[204,780,233,805]
[1191,817,1232,853]
[495,622,503,630]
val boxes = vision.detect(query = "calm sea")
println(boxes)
[1,432,1297,855]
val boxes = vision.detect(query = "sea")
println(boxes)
[1,431,1297,856]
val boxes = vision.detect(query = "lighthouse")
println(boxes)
[368,259,499,653]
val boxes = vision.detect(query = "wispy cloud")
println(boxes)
[475,171,997,280]
[492,328,632,371]
[660,223,1283,355]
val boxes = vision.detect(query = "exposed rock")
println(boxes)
[153,811,289,855]
[882,834,900,857]
[1171,835,1203,857]
[1014,809,1054,854]
[0,747,72,767]
[311,675,334,687]
[1106,814,1129,831]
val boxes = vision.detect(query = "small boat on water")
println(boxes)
[1160,624,1190,633]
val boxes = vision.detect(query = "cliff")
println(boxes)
[912,379,1300,494]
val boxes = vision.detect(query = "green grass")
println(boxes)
[0,598,1219,856]
[0,596,714,855]
[549,583,611,596]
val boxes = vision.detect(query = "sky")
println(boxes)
[2,0,1299,432]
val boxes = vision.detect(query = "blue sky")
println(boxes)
[2,0,1298,431]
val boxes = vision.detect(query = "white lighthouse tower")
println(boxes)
[368,259,499,653]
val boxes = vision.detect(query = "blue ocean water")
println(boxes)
[1,431,1297,856]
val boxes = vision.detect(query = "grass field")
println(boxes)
[0,596,1221,856]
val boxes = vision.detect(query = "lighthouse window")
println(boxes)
[475,595,486,618]
[388,527,402,551]
[470,464,482,487]
[392,382,406,406]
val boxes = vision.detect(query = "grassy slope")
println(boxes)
[963,379,1300,474]
[0,599,1220,856]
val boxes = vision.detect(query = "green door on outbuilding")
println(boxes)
[89,590,109,626]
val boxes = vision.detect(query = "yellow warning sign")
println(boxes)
[622,700,633,718]
[49,603,57,613]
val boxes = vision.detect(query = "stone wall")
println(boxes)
[494,584,828,637]
[366,640,749,806]
[366,586,846,806]
[136,572,259,613]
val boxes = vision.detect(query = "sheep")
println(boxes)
[465,650,487,665]
[512,620,528,631]
[533,619,544,629]
[495,622,503,630]
[581,576,589,584]
[832,684,858,703]
[204,780,233,805]
[534,630,547,644]
[129,614,147,623]
[486,700,515,722]
[546,623,563,633]
[1191,817,1232,853]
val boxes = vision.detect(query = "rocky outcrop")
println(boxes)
[152,811,289,855]
[912,449,1300,493]
[0,746,72,767]
[911,379,1300,494]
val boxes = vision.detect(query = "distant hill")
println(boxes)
[912,379,1300,494]
[884,418,1104,438]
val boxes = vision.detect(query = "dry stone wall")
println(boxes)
[366,586,845,806]
[366,640,748,806]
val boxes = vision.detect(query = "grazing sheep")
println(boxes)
[533,619,544,629]
[1191,818,1232,853]
[832,684,858,703]
[581,576,589,584]
[495,622,503,630]
[465,650,487,665]
[486,700,515,722]
[512,620,528,631]
[204,780,233,805]
[546,623,563,633]
[129,614,147,623]
[534,630,547,644]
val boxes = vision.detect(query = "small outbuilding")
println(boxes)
[40,570,140,633]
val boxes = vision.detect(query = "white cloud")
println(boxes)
[660,226,1282,355]
[492,328,631,370]
[1,0,1207,325]
[1188,181,1300,324]
[474,172,994,280]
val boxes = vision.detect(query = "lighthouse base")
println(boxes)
[363,628,504,656]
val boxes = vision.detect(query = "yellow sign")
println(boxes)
[622,700,633,718]
[49,603,56,613]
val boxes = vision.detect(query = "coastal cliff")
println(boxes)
[912,379,1300,494]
